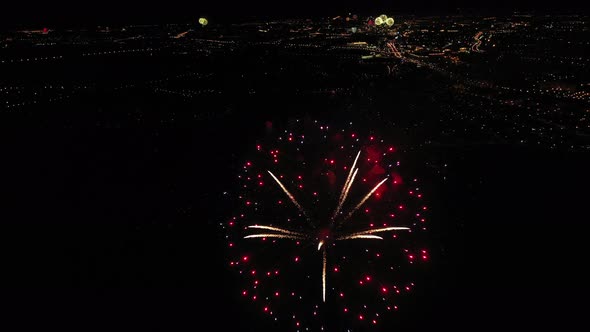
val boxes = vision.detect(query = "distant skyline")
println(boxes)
[2,0,588,28]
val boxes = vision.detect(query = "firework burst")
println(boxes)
[223,119,430,331]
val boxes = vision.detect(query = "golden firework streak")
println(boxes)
[247,225,305,236]
[267,170,307,215]
[332,151,361,219]
[332,168,358,220]
[244,234,304,240]
[337,226,410,239]
[342,177,388,222]
[322,247,327,303]
[337,234,384,240]
[338,151,361,204]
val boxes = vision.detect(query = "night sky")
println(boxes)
[2,2,589,332]
[2,0,589,27]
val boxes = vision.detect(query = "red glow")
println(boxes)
[251,270,256,275]
[340,292,344,297]
[275,292,279,297]
[334,267,339,272]
[344,308,348,312]
[359,315,364,320]
[229,243,233,247]
[295,257,299,262]
[242,256,249,261]
[391,173,403,185]
[366,276,371,281]
[388,147,395,152]
[382,287,387,293]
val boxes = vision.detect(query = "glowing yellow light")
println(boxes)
[375,17,384,26]
[378,14,388,21]
[198,18,208,26]
[385,17,394,26]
